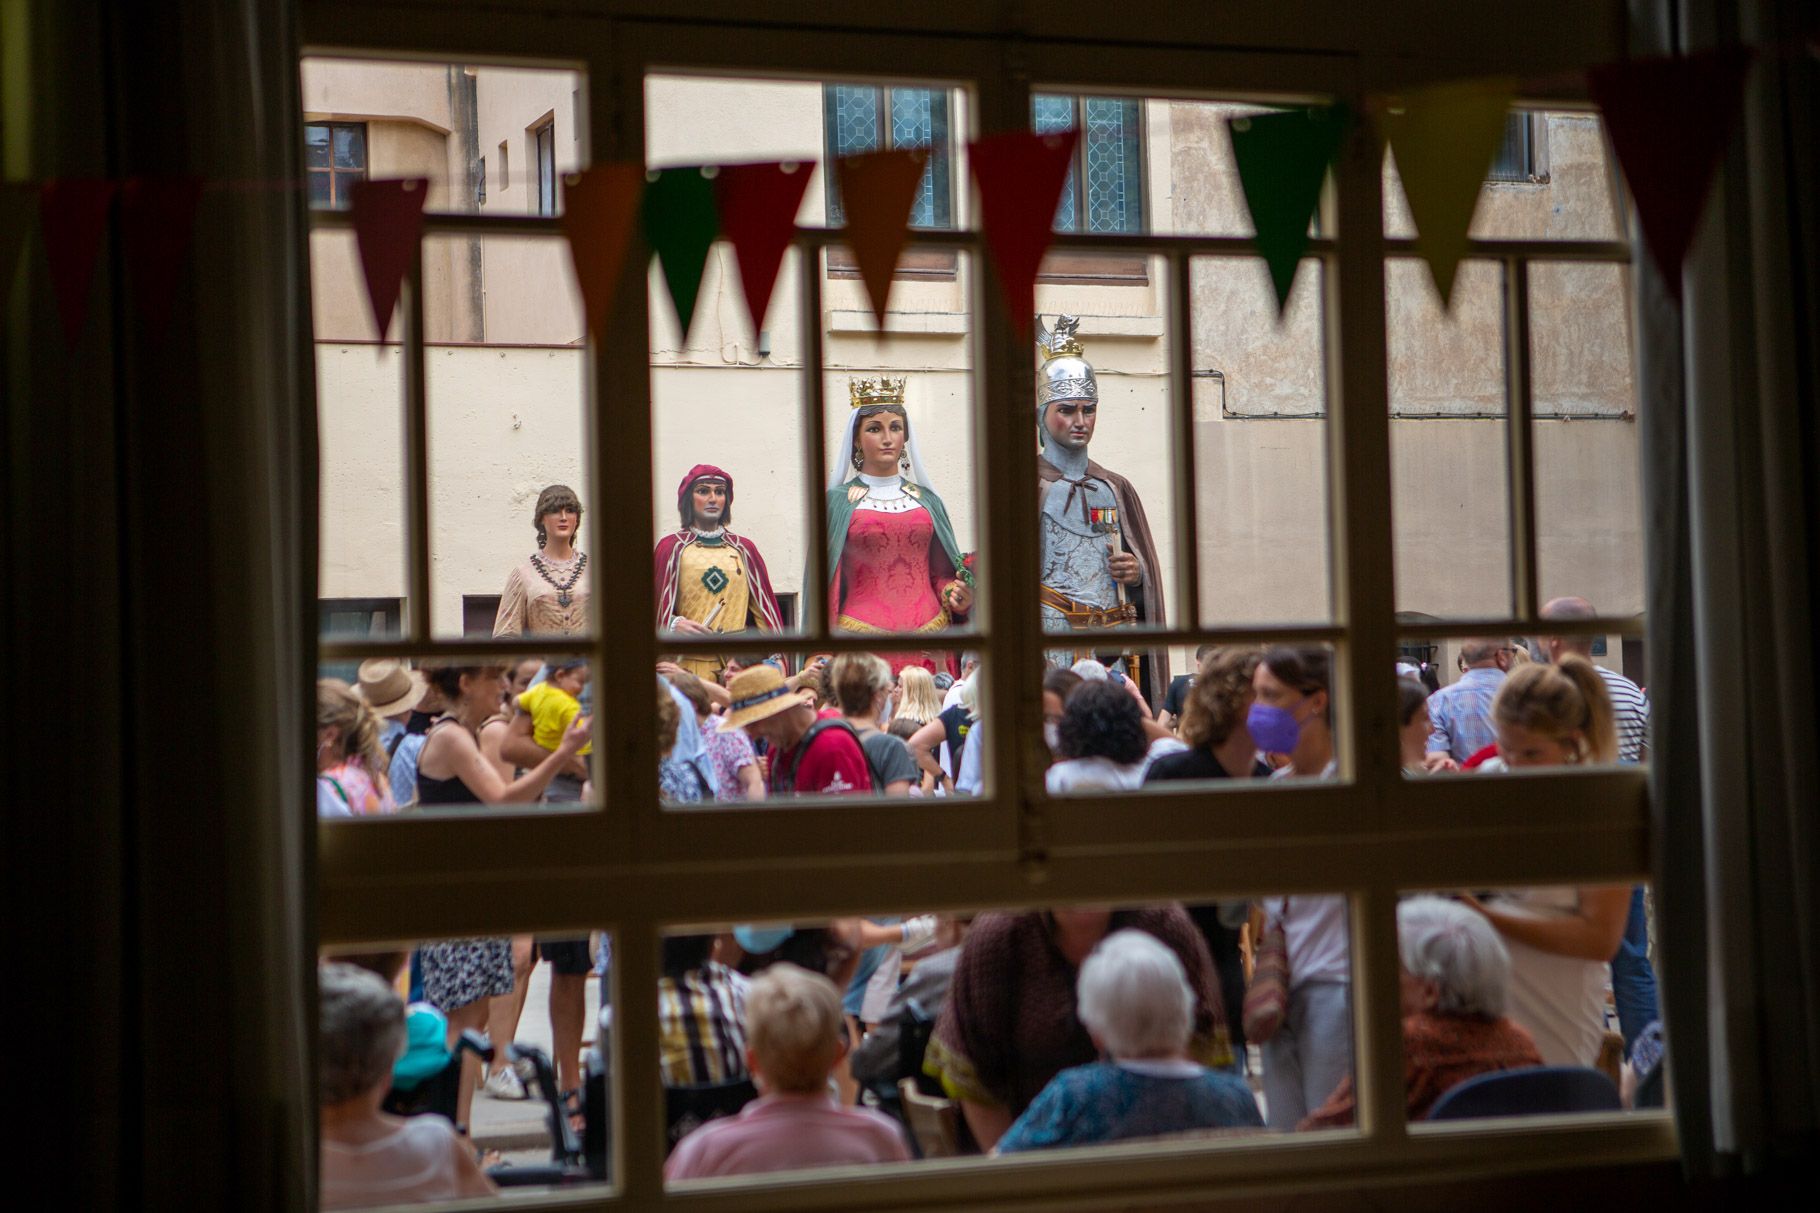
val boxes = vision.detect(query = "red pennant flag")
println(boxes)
[348,177,428,340]
[834,148,929,325]
[38,179,117,347]
[969,129,1080,338]
[1589,47,1753,296]
[713,161,812,339]
[119,176,205,340]
[561,163,645,340]
[2,184,36,304]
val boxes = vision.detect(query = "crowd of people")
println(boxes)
[313,316,1665,1199]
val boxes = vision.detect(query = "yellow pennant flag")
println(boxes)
[1380,77,1516,308]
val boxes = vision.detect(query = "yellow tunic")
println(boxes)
[674,541,750,682]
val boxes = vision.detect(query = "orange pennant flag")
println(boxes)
[348,177,428,341]
[561,163,645,340]
[833,148,929,325]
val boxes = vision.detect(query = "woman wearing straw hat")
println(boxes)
[352,657,428,757]
[719,664,873,797]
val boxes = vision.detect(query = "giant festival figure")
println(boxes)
[1035,315,1169,702]
[654,464,786,684]
[826,376,972,676]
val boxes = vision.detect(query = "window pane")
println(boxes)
[305,122,331,167]
[819,82,956,230]
[332,123,365,169]
[307,169,333,208]
[830,84,882,157]
[1082,97,1143,234]
[1031,94,1080,233]
[301,57,586,216]
[1396,885,1663,1126]
[659,897,1348,1188]
[1191,255,1332,625]
[1388,258,1512,619]
[319,931,614,1192]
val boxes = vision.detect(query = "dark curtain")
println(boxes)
[3,1,315,1208]
[1639,0,1820,1177]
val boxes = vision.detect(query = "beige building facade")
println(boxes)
[306,61,1644,674]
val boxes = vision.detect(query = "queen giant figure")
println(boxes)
[826,376,972,675]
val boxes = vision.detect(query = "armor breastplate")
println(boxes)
[1040,474,1120,611]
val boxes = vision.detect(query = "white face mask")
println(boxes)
[1044,722,1062,754]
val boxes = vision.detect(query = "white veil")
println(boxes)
[827,401,935,492]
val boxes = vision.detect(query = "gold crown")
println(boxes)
[848,376,907,409]
[1037,314,1085,360]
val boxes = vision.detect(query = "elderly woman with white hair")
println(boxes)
[1301,896,1544,1128]
[317,963,495,1209]
[994,930,1262,1152]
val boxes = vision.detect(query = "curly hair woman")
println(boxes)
[1045,680,1181,792]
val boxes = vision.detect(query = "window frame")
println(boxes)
[532,114,557,215]
[300,10,1666,1210]
[304,119,368,210]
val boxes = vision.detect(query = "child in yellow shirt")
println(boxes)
[517,660,592,756]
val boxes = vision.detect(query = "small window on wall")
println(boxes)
[317,597,402,682]
[476,155,487,207]
[1032,95,1146,235]
[1488,112,1543,183]
[461,594,502,637]
[304,122,368,210]
[533,119,557,216]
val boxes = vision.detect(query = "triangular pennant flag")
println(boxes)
[118,176,205,340]
[1380,78,1517,307]
[38,178,117,346]
[348,177,428,340]
[561,163,645,340]
[643,167,721,342]
[1,184,36,304]
[713,161,812,339]
[1588,47,1752,297]
[834,148,929,325]
[1228,104,1352,314]
[969,129,1080,338]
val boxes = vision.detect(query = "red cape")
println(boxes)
[654,530,786,634]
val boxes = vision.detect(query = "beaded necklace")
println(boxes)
[530,551,588,608]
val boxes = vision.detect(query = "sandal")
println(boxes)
[560,1087,585,1136]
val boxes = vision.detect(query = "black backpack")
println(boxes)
[773,717,885,793]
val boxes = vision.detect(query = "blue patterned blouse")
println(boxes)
[995,1061,1263,1153]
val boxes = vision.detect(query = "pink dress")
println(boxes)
[835,507,955,675]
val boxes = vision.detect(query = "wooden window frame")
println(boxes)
[300,9,1666,1211]
[304,120,368,210]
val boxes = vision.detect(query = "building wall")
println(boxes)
[310,73,1643,668]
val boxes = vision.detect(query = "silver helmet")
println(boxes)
[1036,314,1097,410]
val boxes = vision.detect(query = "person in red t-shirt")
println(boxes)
[719,665,874,796]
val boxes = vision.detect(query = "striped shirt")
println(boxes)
[1426,667,1506,762]
[1596,666,1649,764]
[658,962,750,1087]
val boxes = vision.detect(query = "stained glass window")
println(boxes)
[1030,95,1145,234]
[823,84,951,228]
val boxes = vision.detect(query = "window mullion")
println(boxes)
[1504,257,1540,619]
[401,244,431,640]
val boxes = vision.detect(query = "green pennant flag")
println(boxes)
[642,166,721,341]
[1228,104,1352,314]
[1381,78,1516,307]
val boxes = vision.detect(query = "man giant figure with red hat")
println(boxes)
[654,465,786,684]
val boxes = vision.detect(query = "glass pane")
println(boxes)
[1190,255,1332,626]
[1032,253,1176,707]
[1388,258,1512,618]
[888,87,950,228]
[1385,109,1624,242]
[1031,94,1080,233]
[420,233,591,644]
[1082,97,1143,234]
[306,169,333,208]
[305,122,331,167]
[830,83,882,156]
[332,123,365,169]
[319,930,614,1192]
[815,81,957,230]
[301,57,586,216]
[1529,261,1645,630]
[658,897,1346,1186]
[1396,885,1663,1126]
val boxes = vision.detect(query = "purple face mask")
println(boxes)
[1247,703,1303,754]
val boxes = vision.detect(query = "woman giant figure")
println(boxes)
[826,377,972,676]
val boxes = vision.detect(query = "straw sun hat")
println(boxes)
[718,664,812,732]
[353,658,428,718]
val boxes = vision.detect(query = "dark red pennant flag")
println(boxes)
[561,163,645,340]
[348,177,429,340]
[834,148,929,325]
[38,179,118,347]
[713,161,812,339]
[119,176,205,340]
[969,129,1080,338]
[1589,47,1753,297]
